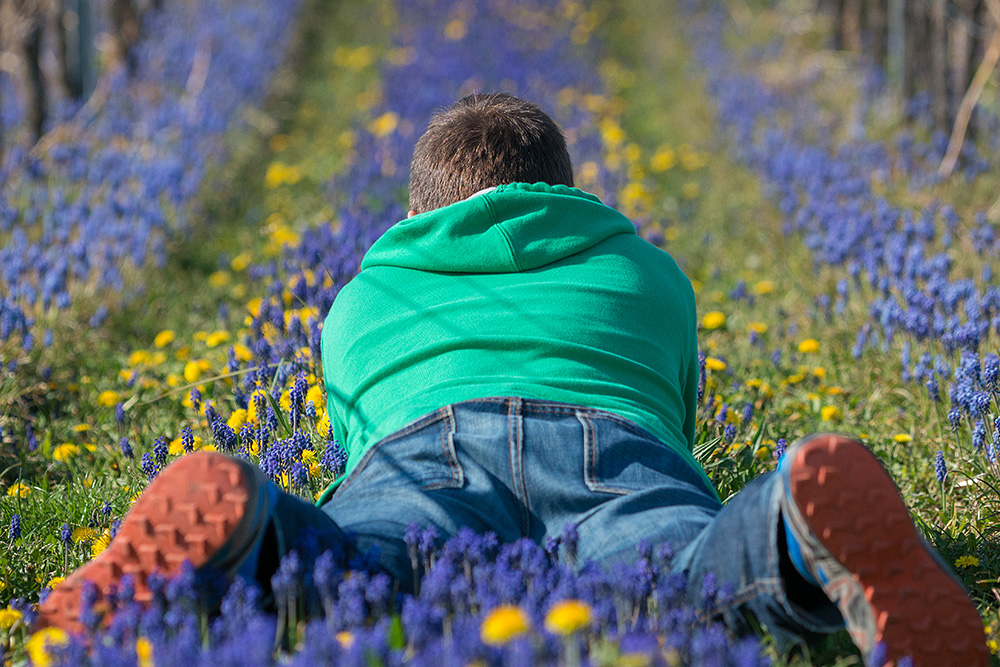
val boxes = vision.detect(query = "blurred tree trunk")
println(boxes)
[111,0,139,72]
[821,0,999,136]
[52,0,83,100]
[838,0,863,51]
[0,71,5,161]
[20,3,46,141]
[902,0,928,106]
[864,0,887,66]
[949,1,978,122]
[929,0,949,128]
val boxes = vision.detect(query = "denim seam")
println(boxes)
[578,412,632,496]
[335,407,454,496]
[508,398,531,534]
[451,397,663,439]
[422,405,464,491]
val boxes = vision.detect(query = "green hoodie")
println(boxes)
[318,182,713,504]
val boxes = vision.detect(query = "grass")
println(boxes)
[2,0,1000,664]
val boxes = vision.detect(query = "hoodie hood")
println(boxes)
[360,182,637,273]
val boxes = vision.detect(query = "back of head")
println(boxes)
[408,93,574,214]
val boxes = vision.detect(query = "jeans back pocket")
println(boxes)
[336,407,465,495]
[579,412,681,495]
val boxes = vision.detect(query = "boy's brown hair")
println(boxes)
[407,93,574,213]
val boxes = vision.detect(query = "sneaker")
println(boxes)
[36,452,275,634]
[779,433,989,666]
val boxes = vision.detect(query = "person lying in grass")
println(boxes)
[39,93,989,666]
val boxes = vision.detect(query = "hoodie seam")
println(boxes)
[481,195,523,272]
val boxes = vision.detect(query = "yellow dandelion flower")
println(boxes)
[617,652,653,667]
[128,350,152,366]
[892,433,913,443]
[264,162,302,188]
[544,599,592,635]
[301,449,316,463]
[227,409,248,431]
[168,438,186,456]
[269,134,289,153]
[97,390,120,407]
[153,330,176,348]
[649,146,676,172]
[247,297,264,318]
[600,119,625,147]
[481,605,531,646]
[444,18,467,40]
[317,411,331,438]
[230,253,252,272]
[701,311,726,330]
[47,576,65,589]
[369,112,399,138]
[752,280,776,296]
[748,322,769,334]
[279,389,292,413]
[72,424,90,432]
[232,344,253,363]
[6,482,31,498]
[704,357,727,371]
[92,530,111,558]
[137,637,154,667]
[0,608,22,629]
[206,331,230,348]
[27,627,70,667]
[955,555,980,569]
[306,385,324,408]
[797,339,820,354]
[208,271,230,288]
[72,527,98,544]
[579,161,599,184]
[385,46,417,66]
[812,367,827,379]
[183,360,203,383]
[680,151,707,171]
[53,443,81,462]
[820,406,842,421]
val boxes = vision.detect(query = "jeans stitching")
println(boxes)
[579,412,635,496]
[335,407,456,495]
[422,405,464,491]
[512,399,531,533]
[443,405,463,487]
[451,397,661,440]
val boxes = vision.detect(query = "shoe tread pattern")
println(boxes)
[36,452,252,635]
[790,435,989,667]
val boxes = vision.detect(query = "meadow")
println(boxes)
[1,0,999,664]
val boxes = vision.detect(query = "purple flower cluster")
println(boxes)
[683,2,1000,460]
[41,527,766,666]
[0,0,303,352]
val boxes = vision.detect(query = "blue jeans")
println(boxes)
[267,397,843,645]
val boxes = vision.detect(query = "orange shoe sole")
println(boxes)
[785,434,989,667]
[37,452,269,635]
